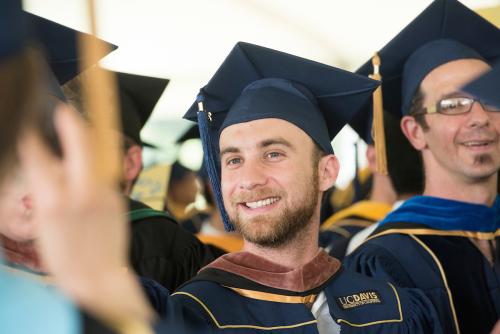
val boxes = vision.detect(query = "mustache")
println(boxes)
[231,187,283,204]
[459,128,498,142]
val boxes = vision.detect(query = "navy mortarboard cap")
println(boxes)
[25,12,117,85]
[115,72,169,147]
[357,0,500,120]
[185,42,379,153]
[0,0,27,60]
[184,42,379,231]
[462,63,500,109]
[24,11,117,100]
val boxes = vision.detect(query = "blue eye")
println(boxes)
[227,157,242,165]
[266,152,284,160]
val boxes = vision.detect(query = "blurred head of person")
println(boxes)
[167,161,199,208]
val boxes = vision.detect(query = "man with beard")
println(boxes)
[461,61,500,334]
[169,42,443,333]
[343,1,500,333]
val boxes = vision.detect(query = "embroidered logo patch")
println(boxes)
[336,291,382,310]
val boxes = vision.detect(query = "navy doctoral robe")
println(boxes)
[344,195,500,334]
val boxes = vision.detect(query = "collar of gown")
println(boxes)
[203,248,341,293]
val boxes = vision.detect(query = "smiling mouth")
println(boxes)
[243,197,280,209]
[462,140,494,147]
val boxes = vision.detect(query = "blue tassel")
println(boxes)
[196,95,234,231]
[352,141,362,203]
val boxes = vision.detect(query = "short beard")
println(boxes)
[231,168,319,248]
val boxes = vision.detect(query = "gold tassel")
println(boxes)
[79,0,122,185]
[368,53,388,175]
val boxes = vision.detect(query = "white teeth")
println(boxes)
[245,197,278,209]
[464,141,489,147]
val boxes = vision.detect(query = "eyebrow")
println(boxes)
[260,137,295,151]
[219,137,296,158]
[439,91,469,100]
[220,146,240,158]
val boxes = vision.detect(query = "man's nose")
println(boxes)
[238,159,268,190]
[467,100,490,129]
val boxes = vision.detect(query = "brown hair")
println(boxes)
[408,88,429,131]
[0,49,40,177]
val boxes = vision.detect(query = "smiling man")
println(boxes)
[343,1,500,333]
[169,42,443,333]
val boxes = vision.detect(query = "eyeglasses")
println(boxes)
[415,96,500,116]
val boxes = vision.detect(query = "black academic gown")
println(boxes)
[344,196,500,334]
[169,250,443,333]
[128,198,222,292]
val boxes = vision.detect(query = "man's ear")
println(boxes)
[318,154,339,192]
[400,116,427,150]
[365,145,377,173]
[123,145,143,183]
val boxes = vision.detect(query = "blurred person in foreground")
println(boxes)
[0,1,162,333]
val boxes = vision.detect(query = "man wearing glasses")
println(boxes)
[344,0,500,333]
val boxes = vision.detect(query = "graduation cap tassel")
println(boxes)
[80,0,122,184]
[196,95,234,232]
[352,141,362,202]
[369,53,388,175]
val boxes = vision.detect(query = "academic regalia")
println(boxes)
[114,71,169,148]
[319,201,392,259]
[181,210,211,234]
[344,1,500,332]
[345,196,500,334]
[320,109,421,261]
[171,250,442,333]
[197,232,244,253]
[174,40,445,332]
[128,198,220,292]
[320,168,373,223]
[114,73,223,291]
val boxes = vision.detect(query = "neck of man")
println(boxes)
[242,212,321,269]
[422,158,497,206]
[369,172,397,205]
[0,235,45,272]
[121,178,134,196]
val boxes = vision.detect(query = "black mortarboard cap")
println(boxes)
[462,63,500,108]
[355,0,500,131]
[0,0,27,60]
[176,124,200,144]
[115,72,169,147]
[184,42,379,231]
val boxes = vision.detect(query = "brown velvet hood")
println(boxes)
[203,249,340,293]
